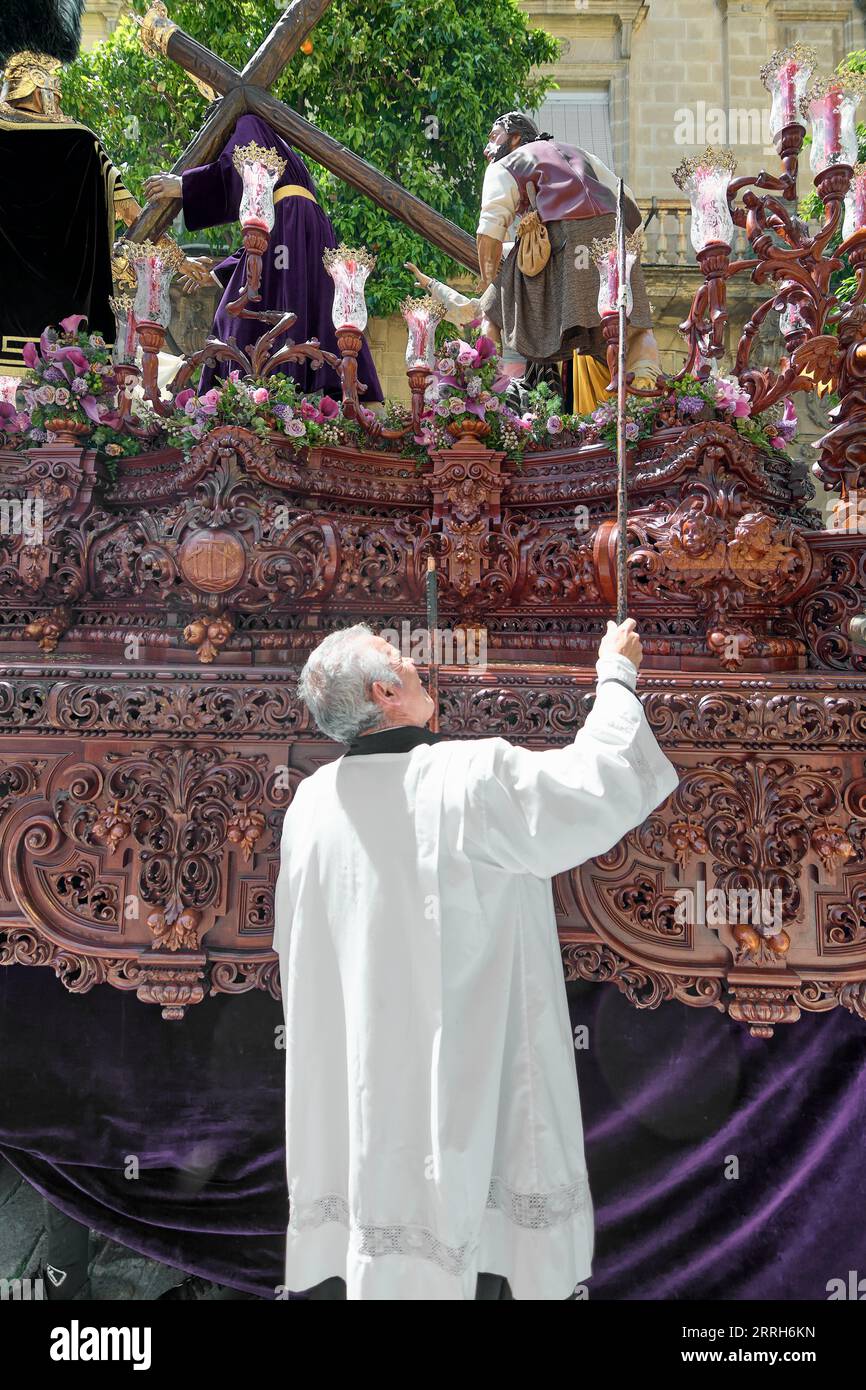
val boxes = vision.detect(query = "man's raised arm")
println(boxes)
[463,620,679,880]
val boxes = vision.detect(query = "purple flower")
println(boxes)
[287,419,306,437]
[457,343,479,367]
[22,342,40,370]
[625,421,639,440]
[474,335,497,361]
[175,389,195,409]
[53,387,71,407]
[773,397,798,443]
[677,394,705,417]
[434,400,451,417]
[183,397,198,417]
[319,395,340,418]
[35,385,56,405]
[30,427,47,442]
[546,415,563,434]
[71,377,88,395]
[43,366,65,383]
[449,396,466,414]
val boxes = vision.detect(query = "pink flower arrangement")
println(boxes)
[713,376,752,418]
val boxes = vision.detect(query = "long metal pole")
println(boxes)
[425,556,440,733]
[615,178,629,624]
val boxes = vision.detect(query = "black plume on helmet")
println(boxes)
[0,0,86,66]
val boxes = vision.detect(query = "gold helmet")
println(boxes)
[1,49,63,104]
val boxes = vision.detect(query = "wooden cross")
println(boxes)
[127,0,479,273]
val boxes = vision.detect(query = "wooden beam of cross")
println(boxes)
[126,0,479,273]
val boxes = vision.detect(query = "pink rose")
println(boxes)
[199,388,221,414]
[35,385,56,405]
[53,387,70,407]
[253,387,269,404]
[457,344,478,367]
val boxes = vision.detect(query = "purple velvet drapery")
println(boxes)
[1,961,864,1299]
[181,112,384,402]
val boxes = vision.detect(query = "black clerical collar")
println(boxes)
[344,724,444,757]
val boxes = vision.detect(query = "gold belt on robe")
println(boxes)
[273,184,318,205]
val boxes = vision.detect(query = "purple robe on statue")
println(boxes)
[182,113,383,401]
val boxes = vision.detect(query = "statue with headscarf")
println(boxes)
[476,111,660,412]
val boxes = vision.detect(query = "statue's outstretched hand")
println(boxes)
[178,257,217,294]
[143,173,183,201]
[598,618,642,670]
[404,261,431,289]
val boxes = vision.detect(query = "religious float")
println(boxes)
[0,28,864,1038]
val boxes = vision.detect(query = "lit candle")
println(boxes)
[125,239,185,328]
[400,294,445,369]
[672,147,737,253]
[232,141,287,233]
[803,73,866,175]
[322,244,376,333]
[591,229,641,317]
[760,45,816,137]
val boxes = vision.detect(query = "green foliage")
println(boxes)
[61,0,558,314]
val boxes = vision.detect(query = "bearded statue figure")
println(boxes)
[476,111,661,413]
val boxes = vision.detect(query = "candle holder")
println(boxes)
[762,45,816,138]
[126,239,184,414]
[323,244,375,334]
[400,295,444,431]
[233,142,286,233]
[227,143,287,312]
[591,229,643,389]
[109,294,141,424]
[801,73,866,180]
[401,294,444,371]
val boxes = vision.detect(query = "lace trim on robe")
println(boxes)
[288,1175,591,1274]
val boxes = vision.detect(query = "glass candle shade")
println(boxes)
[761,45,816,137]
[232,141,287,233]
[779,295,810,336]
[323,244,376,332]
[803,77,864,175]
[842,163,866,240]
[400,294,444,369]
[126,240,184,328]
[109,295,138,367]
[590,229,642,317]
[672,149,737,253]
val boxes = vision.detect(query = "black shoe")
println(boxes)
[158,1275,259,1300]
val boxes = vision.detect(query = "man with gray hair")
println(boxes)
[273,619,678,1300]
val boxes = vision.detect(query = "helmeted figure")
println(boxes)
[476,112,660,410]
[0,0,198,384]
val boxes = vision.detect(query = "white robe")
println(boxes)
[273,656,679,1300]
